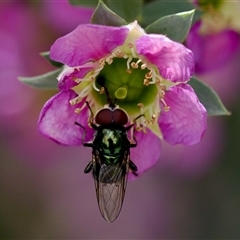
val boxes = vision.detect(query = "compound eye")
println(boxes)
[113,109,128,125]
[95,109,113,125]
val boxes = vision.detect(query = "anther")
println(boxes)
[143,79,149,86]
[73,76,81,83]
[127,43,134,48]
[145,72,152,79]
[69,96,82,105]
[75,108,81,114]
[106,56,113,64]
[137,103,144,108]
[159,90,165,99]
[100,87,105,94]
[131,62,138,69]
[152,113,156,120]
[164,106,170,112]
[89,77,95,82]
[99,59,105,66]
[126,69,132,74]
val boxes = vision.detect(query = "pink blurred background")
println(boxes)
[1,1,240,238]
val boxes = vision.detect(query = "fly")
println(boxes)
[75,85,142,223]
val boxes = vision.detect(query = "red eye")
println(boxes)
[95,108,129,125]
[95,109,113,125]
[113,109,128,125]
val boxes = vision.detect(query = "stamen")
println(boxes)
[100,87,105,94]
[99,59,105,66]
[127,43,137,58]
[92,80,100,91]
[131,62,138,69]
[145,71,152,79]
[126,57,133,70]
[161,98,170,112]
[106,56,113,64]
[141,63,147,70]
[69,96,82,105]
[137,103,144,108]
[75,108,81,114]
[127,43,134,48]
[143,79,149,86]
[72,76,81,83]
[164,106,170,112]
[152,113,156,120]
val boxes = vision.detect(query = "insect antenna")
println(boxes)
[102,86,116,109]
[96,75,115,109]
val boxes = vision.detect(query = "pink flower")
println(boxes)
[39,21,207,177]
[187,0,240,74]
[186,21,240,74]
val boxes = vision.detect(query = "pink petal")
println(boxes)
[186,21,240,74]
[50,24,129,67]
[159,84,207,145]
[136,34,195,82]
[38,90,94,146]
[129,130,161,180]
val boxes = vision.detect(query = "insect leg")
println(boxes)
[130,133,138,148]
[125,114,144,131]
[75,121,93,147]
[84,161,93,173]
[129,160,138,176]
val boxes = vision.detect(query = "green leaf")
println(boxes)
[189,77,230,116]
[142,0,198,27]
[69,0,143,23]
[106,0,143,23]
[145,10,195,42]
[91,0,127,26]
[68,0,98,7]
[18,69,62,90]
[40,51,63,68]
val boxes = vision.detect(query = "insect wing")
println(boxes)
[92,150,129,223]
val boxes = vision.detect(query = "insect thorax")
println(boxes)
[95,126,129,165]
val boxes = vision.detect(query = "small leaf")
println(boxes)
[40,51,63,68]
[91,0,127,26]
[189,77,230,116]
[106,0,143,23]
[18,69,62,89]
[145,10,195,43]
[142,0,198,27]
[68,0,98,7]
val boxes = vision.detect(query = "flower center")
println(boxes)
[69,41,171,137]
[92,57,158,115]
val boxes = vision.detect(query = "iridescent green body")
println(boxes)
[87,124,136,223]
[77,86,139,223]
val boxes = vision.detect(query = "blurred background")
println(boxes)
[1,1,240,239]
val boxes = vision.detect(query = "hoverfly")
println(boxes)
[76,85,141,223]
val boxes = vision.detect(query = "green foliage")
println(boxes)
[142,0,198,27]
[69,0,142,23]
[145,10,195,42]
[18,69,62,89]
[68,0,98,7]
[106,0,143,23]
[189,77,230,116]
[40,52,63,68]
[91,1,127,26]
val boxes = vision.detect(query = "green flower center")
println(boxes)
[92,58,158,114]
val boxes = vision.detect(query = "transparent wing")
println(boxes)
[92,150,129,223]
